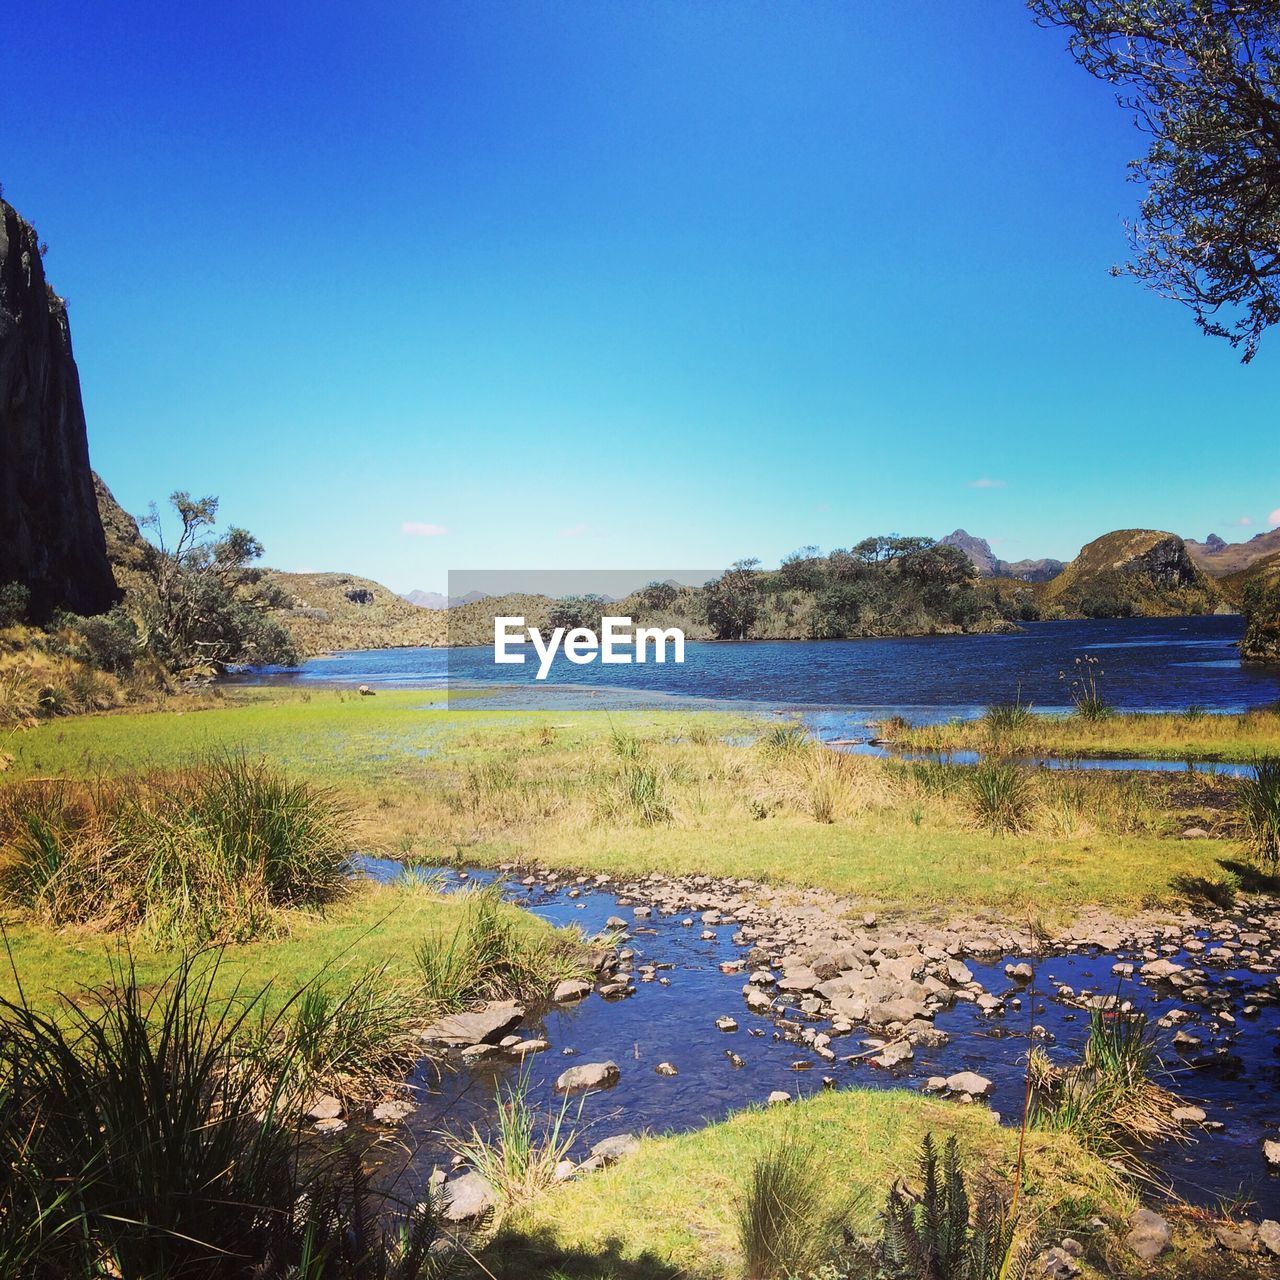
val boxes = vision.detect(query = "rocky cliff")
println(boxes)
[1042,530,1219,617]
[0,198,117,620]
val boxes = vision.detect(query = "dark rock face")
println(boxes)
[345,587,375,605]
[0,199,118,621]
[1131,534,1202,589]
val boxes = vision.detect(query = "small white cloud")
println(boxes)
[968,478,1006,490]
[1270,507,1280,527]
[401,521,449,537]
[1229,516,1253,527]
[558,522,589,538]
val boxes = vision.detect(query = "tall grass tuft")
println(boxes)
[983,697,1034,735]
[0,951,450,1278]
[415,883,588,1011]
[444,1067,579,1221]
[965,763,1032,835]
[736,1136,857,1280]
[1238,754,1280,864]
[757,723,811,759]
[1030,1008,1184,1168]
[273,963,422,1105]
[0,756,351,943]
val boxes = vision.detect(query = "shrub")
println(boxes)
[965,763,1032,835]
[414,884,588,1011]
[0,953,449,1279]
[983,698,1033,734]
[758,723,811,758]
[1030,1008,1184,1165]
[444,1067,579,1221]
[0,756,352,942]
[0,582,30,627]
[1238,754,1280,864]
[871,1134,1031,1280]
[736,1136,857,1280]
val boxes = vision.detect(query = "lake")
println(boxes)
[232,615,1280,730]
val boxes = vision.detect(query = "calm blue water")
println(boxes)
[232,616,1280,725]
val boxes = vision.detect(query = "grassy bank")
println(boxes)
[0,876,584,1016]
[5,689,1266,916]
[890,704,1280,762]
[479,1088,1133,1279]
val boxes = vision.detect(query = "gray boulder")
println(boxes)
[1125,1209,1172,1262]
[442,1172,496,1222]
[555,1061,620,1094]
[421,1000,524,1046]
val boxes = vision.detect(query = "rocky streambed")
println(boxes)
[355,859,1280,1228]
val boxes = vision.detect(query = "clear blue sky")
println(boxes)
[4,1,1277,593]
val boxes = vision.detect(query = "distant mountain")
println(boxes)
[939,529,1064,583]
[402,589,489,609]
[1042,529,1218,618]
[1186,528,1280,577]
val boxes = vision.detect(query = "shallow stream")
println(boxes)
[361,861,1280,1218]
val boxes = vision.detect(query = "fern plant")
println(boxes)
[876,1135,1032,1280]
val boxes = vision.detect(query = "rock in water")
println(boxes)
[0,198,119,619]
[943,1071,993,1098]
[420,1000,524,1046]
[555,1061,620,1094]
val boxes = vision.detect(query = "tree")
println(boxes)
[702,559,761,639]
[139,492,297,674]
[1032,0,1280,360]
[547,593,607,632]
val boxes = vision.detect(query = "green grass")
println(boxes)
[0,878,579,1015]
[478,1089,1133,1279]
[3,689,1260,917]
[891,705,1280,762]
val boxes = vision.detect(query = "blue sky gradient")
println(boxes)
[3,1,1277,593]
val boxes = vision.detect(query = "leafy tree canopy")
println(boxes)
[1032,0,1280,360]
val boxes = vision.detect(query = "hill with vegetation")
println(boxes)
[262,571,446,654]
[1039,529,1220,618]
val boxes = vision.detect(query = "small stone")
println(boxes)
[442,1171,496,1222]
[1171,1105,1206,1125]
[307,1095,342,1120]
[590,1133,640,1164]
[372,1100,414,1124]
[553,978,593,1002]
[715,1015,738,1032]
[1257,1220,1280,1256]
[1125,1209,1171,1263]
[507,1038,550,1056]
[767,1090,791,1105]
[1265,1139,1280,1166]
[314,1117,347,1134]
[655,1061,678,1076]
[1215,1223,1256,1254]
